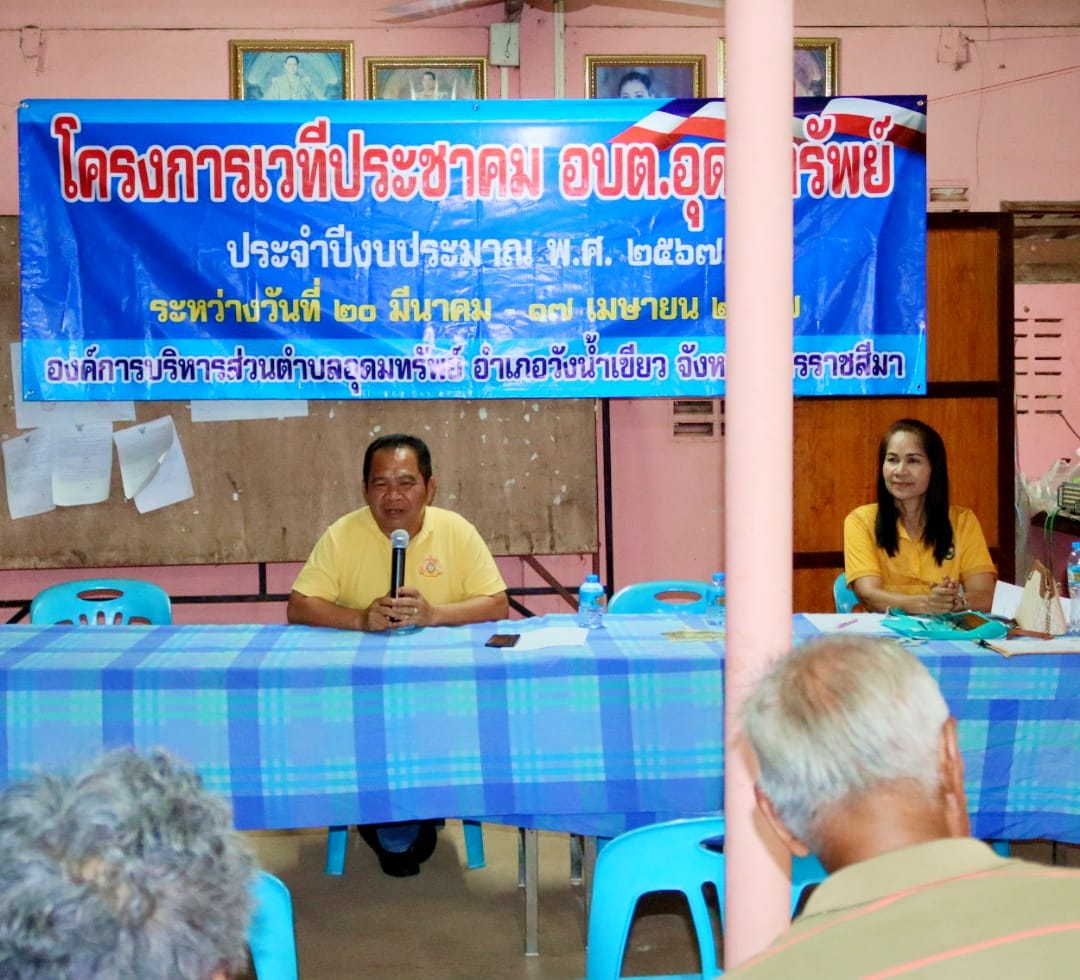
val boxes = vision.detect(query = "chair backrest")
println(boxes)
[30,578,172,626]
[608,579,711,615]
[833,573,858,614]
[585,816,725,980]
[248,871,299,980]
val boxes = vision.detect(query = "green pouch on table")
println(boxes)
[882,610,1010,642]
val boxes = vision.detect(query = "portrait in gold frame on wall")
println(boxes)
[230,40,354,101]
[364,57,488,100]
[586,54,706,99]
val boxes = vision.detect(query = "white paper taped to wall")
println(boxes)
[113,416,194,514]
[2,427,54,519]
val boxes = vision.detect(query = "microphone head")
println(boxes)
[390,529,410,549]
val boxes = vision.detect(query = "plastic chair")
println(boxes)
[248,871,299,980]
[324,819,486,875]
[609,580,712,615]
[584,816,828,980]
[30,578,172,625]
[833,573,858,614]
[585,816,726,980]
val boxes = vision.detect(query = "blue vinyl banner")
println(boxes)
[18,96,927,401]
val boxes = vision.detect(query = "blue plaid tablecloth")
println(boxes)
[1,615,1076,841]
[0,614,723,836]
[791,617,1080,843]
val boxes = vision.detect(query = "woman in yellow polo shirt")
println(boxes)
[844,418,997,614]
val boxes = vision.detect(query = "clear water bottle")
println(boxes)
[705,572,727,627]
[577,573,606,629]
[1068,541,1080,635]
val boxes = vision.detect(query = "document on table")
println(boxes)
[113,416,194,513]
[803,613,892,634]
[985,637,1080,657]
[515,626,588,650]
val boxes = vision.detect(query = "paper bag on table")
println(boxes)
[1013,560,1067,636]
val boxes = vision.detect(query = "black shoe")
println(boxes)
[375,848,420,878]
[411,820,439,865]
[358,823,428,878]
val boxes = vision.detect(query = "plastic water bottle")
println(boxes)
[706,572,727,627]
[578,573,606,629]
[1068,541,1080,635]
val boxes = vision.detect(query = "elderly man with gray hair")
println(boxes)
[0,748,258,979]
[728,634,1080,978]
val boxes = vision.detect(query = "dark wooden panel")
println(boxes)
[0,217,598,568]
[794,397,1001,556]
[793,213,1015,588]
[927,216,1007,383]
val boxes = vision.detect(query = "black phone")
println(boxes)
[485,633,520,648]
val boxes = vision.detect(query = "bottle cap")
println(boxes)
[586,573,599,583]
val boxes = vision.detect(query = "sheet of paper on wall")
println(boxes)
[190,400,309,422]
[9,344,135,430]
[113,416,194,514]
[1,428,54,519]
[50,421,114,506]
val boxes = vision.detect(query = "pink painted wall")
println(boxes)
[2,1,1080,616]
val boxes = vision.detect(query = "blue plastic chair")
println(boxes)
[609,580,712,615]
[248,871,299,980]
[833,573,858,614]
[584,816,828,980]
[30,578,172,625]
[324,819,486,874]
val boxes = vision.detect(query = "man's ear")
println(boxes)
[754,784,812,857]
[425,475,437,504]
[938,716,971,838]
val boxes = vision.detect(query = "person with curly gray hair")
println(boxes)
[728,634,1080,978]
[0,748,258,979]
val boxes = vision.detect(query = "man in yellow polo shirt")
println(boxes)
[730,634,1080,977]
[288,432,508,875]
[288,432,508,632]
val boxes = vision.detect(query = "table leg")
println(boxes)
[523,828,539,955]
[582,834,598,936]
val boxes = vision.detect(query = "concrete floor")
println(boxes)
[243,824,1076,979]
[244,822,707,980]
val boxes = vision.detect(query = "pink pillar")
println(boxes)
[723,0,796,968]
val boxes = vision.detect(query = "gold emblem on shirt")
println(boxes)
[419,556,443,578]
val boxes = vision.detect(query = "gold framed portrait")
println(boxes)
[716,37,840,98]
[585,55,706,99]
[229,40,355,101]
[364,57,488,100]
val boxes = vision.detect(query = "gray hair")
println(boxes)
[0,748,257,979]
[743,634,950,846]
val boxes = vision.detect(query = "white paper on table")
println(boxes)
[10,343,135,430]
[113,416,194,514]
[2,428,55,518]
[50,421,114,506]
[985,636,1080,657]
[190,399,309,422]
[803,613,892,634]
[515,626,589,651]
[991,579,1072,623]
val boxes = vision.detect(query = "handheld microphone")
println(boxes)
[390,528,409,597]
